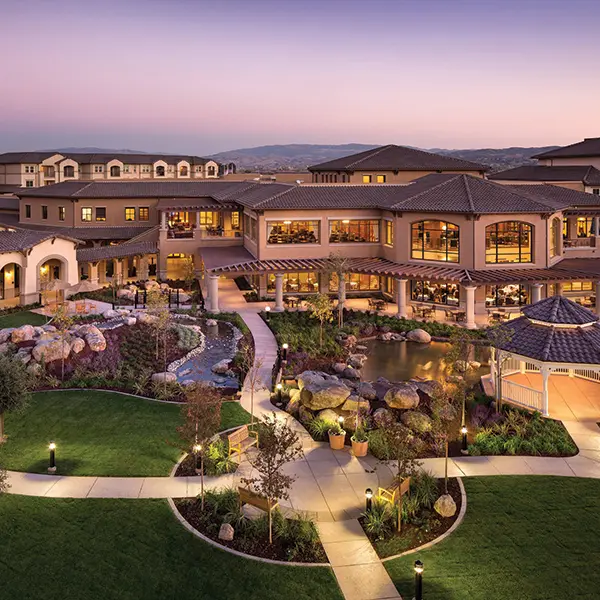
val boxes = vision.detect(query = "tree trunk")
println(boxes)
[200,454,205,511]
[0,411,5,442]
[319,322,323,348]
[268,506,273,544]
[397,495,402,533]
[250,389,254,429]
[444,439,449,494]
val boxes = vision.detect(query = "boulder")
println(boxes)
[86,332,106,352]
[446,374,464,384]
[298,405,314,425]
[300,381,351,410]
[373,407,396,428]
[401,410,433,433]
[297,370,328,390]
[285,389,301,416]
[342,366,360,379]
[181,379,196,387]
[391,333,404,341]
[317,408,339,424]
[469,360,481,370]
[434,494,457,518]
[436,402,457,422]
[11,325,35,343]
[218,523,234,542]
[348,353,368,369]
[16,348,31,364]
[151,372,177,383]
[77,324,102,338]
[342,396,370,413]
[103,309,121,319]
[211,359,231,374]
[27,361,42,375]
[70,338,86,354]
[145,280,161,290]
[384,383,420,409]
[336,334,357,348]
[332,362,347,375]
[0,328,14,343]
[117,289,135,300]
[206,319,218,327]
[38,332,59,341]
[414,380,444,399]
[32,339,71,362]
[160,283,170,291]
[124,317,137,326]
[454,360,469,373]
[360,324,375,337]
[137,312,159,325]
[355,344,368,352]
[357,382,377,401]
[0,342,10,354]
[407,328,431,344]
[378,332,393,341]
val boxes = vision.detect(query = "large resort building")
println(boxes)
[2,143,600,328]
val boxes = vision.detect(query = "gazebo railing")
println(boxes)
[502,379,544,412]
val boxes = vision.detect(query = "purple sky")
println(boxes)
[1,0,599,154]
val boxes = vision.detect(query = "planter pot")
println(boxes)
[351,439,369,457]
[328,431,346,450]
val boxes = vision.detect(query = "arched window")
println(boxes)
[411,220,459,262]
[179,166,188,176]
[485,221,533,264]
[110,165,121,177]
[207,165,216,177]
[550,217,561,258]
[63,165,75,178]
[156,165,165,177]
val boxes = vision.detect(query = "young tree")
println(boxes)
[306,293,334,348]
[0,353,32,442]
[0,466,9,494]
[326,252,351,328]
[445,329,474,426]
[146,288,170,360]
[238,341,265,429]
[242,412,304,544]
[51,302,74,381]
[487,324,514,412]
[182,256,196,291]
[176,383,222,510]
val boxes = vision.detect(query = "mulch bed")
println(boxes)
[173,498,328,563]
[361,477,463,559]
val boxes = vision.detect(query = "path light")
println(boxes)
[414,560,424,600]
[365,488,373,512]
[276,382,283,403]
[193,443,202,474]
[282,343,289,362]
[461,426,468,455]
[265,306,270,321]
[48,442,57,474]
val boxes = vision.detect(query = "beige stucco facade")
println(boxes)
[311,169,485,184]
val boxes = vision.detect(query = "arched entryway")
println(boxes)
[37,256,68,304]
[0,263,21,307]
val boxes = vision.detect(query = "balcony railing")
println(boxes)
[198,229,242,239]
[564,237,595,248]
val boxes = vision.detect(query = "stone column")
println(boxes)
[158,253,168,280]
[395,277,408,318]
[555,282,563,296]
[541,366,550,417]
[208,274,220,313]
[138,256,149,282]
[195,211,201,229]
[463,285,477,329]
[531,283,543,304]
[274,273,284,311]
[88,262,99,285]
[113,259,123,285]
[160,211,167,230]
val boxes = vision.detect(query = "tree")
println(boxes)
[0,353,32,442]
[0,466,8,493]
[146,288,170,360]
[306,293,334,348]
[176,383,222,510]
[238,341,265,430]
[445,329,474,426]
[487,324,514,411]
[182,256,196,291]
[242,412,304,544]
[110,265,123,304]
[50,302,74,381]
[326,252,351,328]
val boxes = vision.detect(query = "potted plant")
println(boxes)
[351,426,369,457]
[328,420,346,450]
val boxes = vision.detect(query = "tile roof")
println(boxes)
[308,144,488,172]
[0,227,79,253]
[490,165,600,186]
[522,296,597,325]
[532,138,600,159]
[0,184,22,194]
[0,152,216,166]
[76,241,158,262]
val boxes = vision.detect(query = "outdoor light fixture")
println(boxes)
[365,488,373,511]
[337,415,344,426]
[282,343,289,362]
[193,443,202,473]
[265,306,270,321]
[461,426,468,455]
[276,382,283,403]
[48,442,56,474]
[414,560,424,600]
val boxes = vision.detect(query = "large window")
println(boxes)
[199,211,218,228]
[485,284,529,307]
[576,217,594,237]
[96,207,106,222]
[411,280,460,306]
[550,217,560,258]
[244,214,257,241]
[156,165,166,177]
[267,272,319,294]
[41,205,48,220]
[362,175,372,183]
[385,220,394,246]
[25,204,31,218]
[63,165,75,178]
[231,211,240,229]
[411,220,459,262]
[562,281,593,292]
[125,207,136,221]
[329,219,379,243]
[267,220,319,244]
[330,273,380,292]
[485,222,533,264]
[207,166,216,176]
[110,165,121,177]
[81,207,92,222]
[139,207,149,221]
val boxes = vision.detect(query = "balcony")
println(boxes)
[564,237,595,248]
[198,228,242,239]
[563,236,600,258]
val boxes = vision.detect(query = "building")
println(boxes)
[308,144,488,183]
[4,172,600,329]
[532,137,600,169]
[0,152,227,188]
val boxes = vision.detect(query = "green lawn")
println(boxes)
[0,390,250,476]
[0,495,342,600]
[386,476,600,599]
[0,310,47,328]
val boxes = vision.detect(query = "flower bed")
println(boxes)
[174,437,238,477]
[174,488,327,563]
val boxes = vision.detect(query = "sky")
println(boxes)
[0,0,599,154]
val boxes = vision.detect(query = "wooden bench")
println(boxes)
[227,425,258,457]
[238,486,279,513]
[377,477,410,505]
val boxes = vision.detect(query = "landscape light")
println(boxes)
[337,415,344,425]
[414,560,424,600]
[48,442,56,474]
[461,426,468,455]
[276,382,283,402]
[282,343,288,361]
[265,306,270,321]
[365,488,373,511]
[193,444,202,473]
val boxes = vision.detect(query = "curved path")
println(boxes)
[6,278,600,600]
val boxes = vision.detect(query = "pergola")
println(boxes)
[490,296,600,417]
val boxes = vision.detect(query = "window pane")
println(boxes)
[411,221,459,262]
[485,222,533,264]
[267,220,320,244]
[329,220,380,243]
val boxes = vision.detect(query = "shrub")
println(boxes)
[307,417,336,441]
[362,501,394,540]
[410,470,438,510]
[204,439,237,476]
[367,429,394,460]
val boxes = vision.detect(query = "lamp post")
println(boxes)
[337,415,344,427]
[276,382,283,403]
[265,306,270,322]
[461,426,468,455]
[193,443,202,474]
[282,343,288,362]
[48,442,56,474]
[414,560,423,600]
[365,488,373,512]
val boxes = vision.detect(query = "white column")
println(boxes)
[541,366,550,417]
[208,274,220,313]
[531,283,543,304]
[160,211,167,231]
[274,273,284,312]
[463,285,477,329]
[113,259,123,284]
[88,262,99,285]
[596,281,600,315]
[395,277,407,318]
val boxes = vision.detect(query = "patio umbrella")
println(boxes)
[44,279,71,291]
[68,279,100,295]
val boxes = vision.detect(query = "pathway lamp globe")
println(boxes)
[193,444,202,473]
[365,488,373,512]
[265,306,270,321]
[276,383,283,403]
[461,426,468,455]
[282,343,289,362]
[337,415,344,426]
[414,560,424,600]
[48,442,57,474]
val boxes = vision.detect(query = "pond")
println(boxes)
[360,339,490,383]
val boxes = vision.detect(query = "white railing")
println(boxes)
[502,379,544,412]
[574,368,600,383]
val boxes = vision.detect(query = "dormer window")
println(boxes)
[110,165,121,177]
[156,165,165,177]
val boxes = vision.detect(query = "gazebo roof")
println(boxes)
[522,296,598,325]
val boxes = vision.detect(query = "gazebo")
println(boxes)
[490,296,600,419]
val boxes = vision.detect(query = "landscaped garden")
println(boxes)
[386,476,600,600]
[0,308,47,328]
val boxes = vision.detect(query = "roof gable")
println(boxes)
[532,138,600,159]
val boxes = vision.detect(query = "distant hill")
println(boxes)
[42,147,154,154]
[211,144,560,173]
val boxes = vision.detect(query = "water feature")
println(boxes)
[360,339,490,383]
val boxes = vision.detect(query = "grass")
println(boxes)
[0,495,342,600]
[0,310,48,328]
[0,390,250,476]
[386,476,600,599]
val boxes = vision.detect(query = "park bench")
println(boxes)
[377,477,411,504]
[227,424,258,457]
[238,486,278,513]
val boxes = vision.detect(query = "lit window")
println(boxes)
[562,281,593,292]
[550,217,560,258]
[485,221,533,264]
[330,273,380,292]
[362,175,372,184]
[96,207,106,222]
[329,220,380,243]
[486,284,529,307]
[231,211,240,229]
[377,175,386,183]
[411,280,460,306]
[179,166,189,176]
[411,220,459,262]
[268,272,319,293]
[125,207,136,221]
[139,207,149,221]
[81,207,92,222]
[41,206,48,220]
[58,207,65,221]
[385,220,394,246]
[267,220,320,244]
